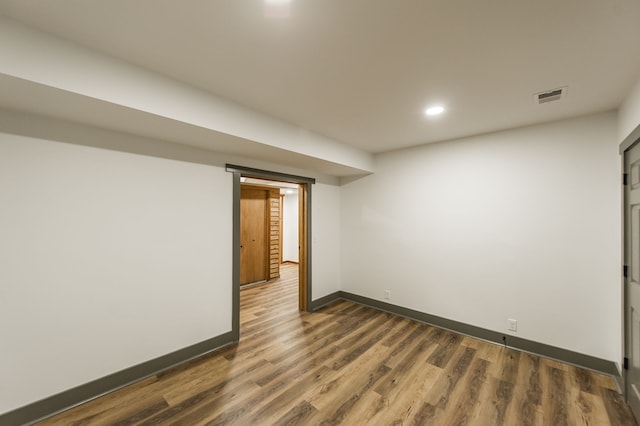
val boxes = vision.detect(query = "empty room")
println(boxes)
[2,1,640,425]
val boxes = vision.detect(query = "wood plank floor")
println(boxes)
[38,263,637,425]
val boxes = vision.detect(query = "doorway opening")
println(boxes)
[227,164,314,341]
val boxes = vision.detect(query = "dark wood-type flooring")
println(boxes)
[38,263,637,425]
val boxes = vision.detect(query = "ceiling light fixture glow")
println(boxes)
[264,0,292,18]
[425,106,445,116]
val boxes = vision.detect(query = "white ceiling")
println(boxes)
[243,178,299,190]
[1,0,640,154]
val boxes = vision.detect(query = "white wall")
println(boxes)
[0,109,344,415]
[341,112,621,362]
[282,191,299,262]
[619,72,640,145]
[0,134,232,414]
[312,183,342,299]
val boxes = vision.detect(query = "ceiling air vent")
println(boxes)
[534,86,567,104]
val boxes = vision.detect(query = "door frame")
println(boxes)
[621,119,640,410]
[226,164,315,341]
[622,135,640,410]
[624,145,631,401]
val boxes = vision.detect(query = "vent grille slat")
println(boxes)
[534,86,567,104]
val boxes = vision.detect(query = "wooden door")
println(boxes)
[626,141,640,419]
[240,187,268,285]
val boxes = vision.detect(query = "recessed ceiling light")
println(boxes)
[425,106,445,116]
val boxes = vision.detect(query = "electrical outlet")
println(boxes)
[507,319,517,332]
[384,290,390,300]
